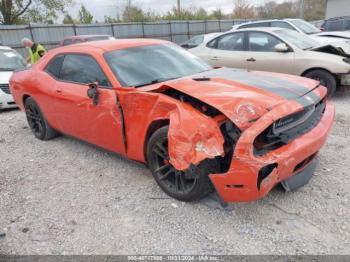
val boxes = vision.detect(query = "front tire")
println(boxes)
[304,69,337,98]
[25,97,58,140]
[147,126,214,202]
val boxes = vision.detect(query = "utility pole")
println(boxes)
[177,0,181,16]
[299,0,305,19]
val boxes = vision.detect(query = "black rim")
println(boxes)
[151,137,198,195]
[26,103,44,137]
[312,76,328,88]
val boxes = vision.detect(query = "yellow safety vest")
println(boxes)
[29,43,46,64]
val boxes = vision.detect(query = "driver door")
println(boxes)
[52,54,125,154]
[245,31,296,75]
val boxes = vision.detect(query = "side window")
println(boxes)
[271,21,296,30]
[59,54,110,87]
[45,55,64,78]
[63,39,72,46]
[328,20,343,31]
[239,22,270,29]
[248,32,283,52]
[214,33,245,51]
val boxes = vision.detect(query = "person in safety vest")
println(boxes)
[21,38,46,64]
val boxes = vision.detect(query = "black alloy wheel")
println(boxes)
[25,97,58,140]
[147,126,213,202]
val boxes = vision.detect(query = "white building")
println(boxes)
[325,0,350,19]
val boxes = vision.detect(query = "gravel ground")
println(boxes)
[0,91,349,255]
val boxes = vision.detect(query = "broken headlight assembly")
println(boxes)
[254,98,326,156]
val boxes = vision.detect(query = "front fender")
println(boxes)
[120,91,225,170]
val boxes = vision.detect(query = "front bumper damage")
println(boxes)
[209,101,335,203]
[340,73,350,86]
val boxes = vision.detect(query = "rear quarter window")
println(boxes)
[59,54,110,87]
[45,55,64,78]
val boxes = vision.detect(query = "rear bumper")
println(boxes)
[0,90,17,109]
[209,102,335,203]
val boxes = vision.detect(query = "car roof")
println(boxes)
[53,38,169,54]
[325,16,350,21]
[64,34,112,40]
[238,18,295,25]
[234,27,283,33]
[233,19,295,29]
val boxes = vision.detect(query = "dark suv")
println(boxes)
[321,17,350,31]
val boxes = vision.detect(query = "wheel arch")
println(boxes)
[143,119,170,165]
[22,94,31,105]
[301,67,334,77]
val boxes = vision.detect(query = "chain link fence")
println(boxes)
[0,19,257,56]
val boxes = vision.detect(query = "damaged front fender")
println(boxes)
[119,90,225,171]
[168,104,225,171]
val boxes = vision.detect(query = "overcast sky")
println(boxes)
[69,0,292,22]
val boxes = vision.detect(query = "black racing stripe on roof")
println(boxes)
[194,68,315,100]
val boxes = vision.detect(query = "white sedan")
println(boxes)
[0,46,26,110]
[231,19,350,54]
[189,27,350,97]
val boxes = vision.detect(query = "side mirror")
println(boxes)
[87,82,100,105]
[275,43,290,52]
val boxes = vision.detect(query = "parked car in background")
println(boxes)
[9,39,335,203]
[0,45,26,110]
[321,16,350,31]
[60,35,116,46]
[232,19,350,53]
[190,28,350,97]
[180,33,220,49]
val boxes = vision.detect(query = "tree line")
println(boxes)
[0,0,326,25]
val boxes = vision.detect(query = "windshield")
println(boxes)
[0,49,26,71]
[275,29,319,50]
[105,44,211,87]
[288,19,321,34]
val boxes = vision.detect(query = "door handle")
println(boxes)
[246,58,256,62]
[56,90,62,93]
[211,56,219,61]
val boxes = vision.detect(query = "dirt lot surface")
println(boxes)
[0,92,349,255]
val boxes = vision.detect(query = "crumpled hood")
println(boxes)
[310,44,350,57]
[144,68,320,129]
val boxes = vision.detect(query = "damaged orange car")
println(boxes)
[9,39,335,203]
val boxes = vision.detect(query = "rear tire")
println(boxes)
[24,97,58,140]
[147,126,215,202]
[304,69,336,98]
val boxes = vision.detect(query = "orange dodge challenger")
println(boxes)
[9,39,335,203]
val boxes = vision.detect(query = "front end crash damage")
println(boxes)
[120,80,334,203]
[209,89,335,202]
[339,73,350,86]
[119,88,229,171]
[311,44,350,58]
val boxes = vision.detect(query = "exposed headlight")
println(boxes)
[235,103,266,129]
